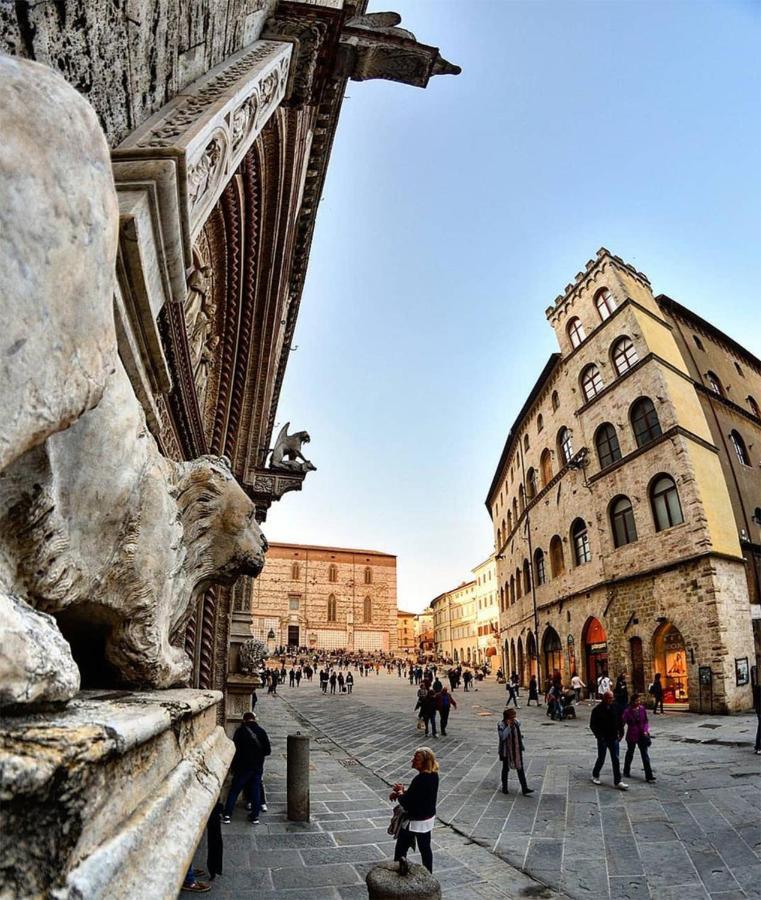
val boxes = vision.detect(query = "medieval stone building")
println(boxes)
[487,248,759,713]
[0,3,457,896]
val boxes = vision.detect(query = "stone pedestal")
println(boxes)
[0,689,233,899]
[366,861,441,900]
[225,673,262,737]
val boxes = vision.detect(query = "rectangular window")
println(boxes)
[288,596,300,611]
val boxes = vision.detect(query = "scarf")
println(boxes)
[501,722,523,770]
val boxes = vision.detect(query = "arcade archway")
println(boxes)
[542,627,562,683]
[653,622,688,704]
[582,616,608,690]
[517,637,525,686]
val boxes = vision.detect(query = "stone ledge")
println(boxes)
[0,689,233,899]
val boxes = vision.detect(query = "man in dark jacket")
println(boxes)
[590,691,627,789]
[222,713,271,824]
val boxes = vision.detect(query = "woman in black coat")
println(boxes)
[390,747,439,872]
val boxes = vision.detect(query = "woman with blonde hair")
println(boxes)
[389,747,439,873]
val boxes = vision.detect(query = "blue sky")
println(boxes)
[265,0,761,612]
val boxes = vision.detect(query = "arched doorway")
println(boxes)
[510,639,517,676]
[517,637,525,686]
[653,622,688,704]
[543,627,562,683]
[526,631,537,686]
[454,648,459,663]
[582,617,608,692]
[630,637,645,693]
[503,638,509,675]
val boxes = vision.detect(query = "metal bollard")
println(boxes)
[287,732,310,821]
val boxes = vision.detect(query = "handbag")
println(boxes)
[387,804,408,837]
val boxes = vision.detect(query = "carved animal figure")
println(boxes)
[270,422,317,473]
[0,56,267,707]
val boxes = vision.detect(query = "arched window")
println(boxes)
[526,467,537,499]
[650,475,684,531]
[512,497,518,522]
[507,510,513,533]
[693,334,704,351]
[537,413,544,433]
[364,566,372,585]
[291,561,300,580]
[549,535,565,577]
[735,361,744,378]
[581,364,604,402]
[595,422,622,469]
[551,390,559,411]
[631,397,662,447]
[328,563,338,583]
[524,434,530,451]
[611,336,638,375]
[499,586,505,612]
[522,559,531,594]
[363,596,372,623]
[496,526,502,547]
[595,288,617,321]
[501,517,506,541]
[519,484,526,512]
[730,430,750,466]
[327,594,337,622]
[747,395,760,418]
[512,567,519,599]
[567,317,586,348]
[558,427,574,464]
[610,495,638,547]
[571,518,591,565]
[509,575,515,604]
[540,448,553,486]
[534,548,546,585]
[706,371,724,396]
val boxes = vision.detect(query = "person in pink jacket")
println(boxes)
[622,694,656,782]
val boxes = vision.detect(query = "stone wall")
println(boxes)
[0,0,277,146]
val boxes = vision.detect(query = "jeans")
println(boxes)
[623,739,653,779]
[506,686,519,707]
[423,713,437,736]
[439,710,450,734]
[395,828,433,872]
[592,737,622,784]
[224,768,262,818]
[501,759,529,793]
[652,695,664,713]
[574,688,581,704]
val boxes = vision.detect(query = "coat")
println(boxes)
[398,772,438,821]
[231,722,271,772]
[590,702,623,741]
[622,705,650,744]
[497,720,525,770]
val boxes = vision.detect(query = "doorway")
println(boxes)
[653,622,688,704]
[542,627,562,683]
[582,617,608,692]
[630,637,645,693]
[287,625,299,648]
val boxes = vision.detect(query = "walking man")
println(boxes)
[590,691,628,790]
[527,675,540,706]
[222,712,272,824]
[571,672,585,704]
[650,673,665,714]
[497,708,533,796]
[437,687,457,735]
[505,679,520,708]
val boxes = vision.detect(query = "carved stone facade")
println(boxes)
[487,249,759,713]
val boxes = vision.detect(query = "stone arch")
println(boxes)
[542,626,562,684]
[581,616,608,691]
[517,637,525,685]
[652,620,689,706]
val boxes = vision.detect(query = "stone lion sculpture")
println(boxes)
[0,56,267,708]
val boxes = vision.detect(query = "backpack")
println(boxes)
[648,682,655,694]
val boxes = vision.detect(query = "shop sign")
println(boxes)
[735,657,749,687]
[589,642,607,653]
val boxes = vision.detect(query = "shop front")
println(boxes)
[583,617,608,690]
[653,622,689,705]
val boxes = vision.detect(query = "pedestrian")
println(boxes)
[222,712,272,824]
[505,679,520,708]
[289,667,295,687]
[437,687,457,735]
[463,670,472,692]
[320,668,328,694]
[614,673,629,708]
[337,671,345,693]
[571,672,585,704]
[597,671,611,699]
[753,681,761,755]
[251,688,258,713]
[295,667,302,686]
[390,747,439,873]
[329,671,337,694]
[510,671,520,697]
[590,690,628,790]
[417,688,438,737]
[622,694,656,783]
[497,708,534,796]
[527,674,540,706]
[346,671,354,694]
[649,673,664,714]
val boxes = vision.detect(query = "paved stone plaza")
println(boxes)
[201,673,760,899]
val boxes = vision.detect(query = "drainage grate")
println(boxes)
[339,757,360,767]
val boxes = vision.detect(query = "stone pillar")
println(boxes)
[286,733,310,821]
[366,862,441,900]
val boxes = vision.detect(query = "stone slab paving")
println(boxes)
[191,683,563,899]
[274,671,760,900]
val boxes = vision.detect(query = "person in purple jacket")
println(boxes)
[622,694,656,783]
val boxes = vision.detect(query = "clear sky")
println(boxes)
[264,0,761,613]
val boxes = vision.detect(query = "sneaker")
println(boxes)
[260,803,268,811]
[591,777,601,785]
[646,777,657,783]
[221,815,231,824]
[249,818,260,825]
[616,782,629,791]
[522,788,534,795]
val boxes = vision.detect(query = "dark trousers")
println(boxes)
[224,768,262,817]
[506,686,519,707]
[395,828,433,873]
[423,712,437,736]
[439,710,450,734]
[501,759,528,793]
[593,737,622,784]
[623,739,653,779]
[755,715,760,752]
[652,695,664,713]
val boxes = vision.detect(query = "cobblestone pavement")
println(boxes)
[271,672,761,900]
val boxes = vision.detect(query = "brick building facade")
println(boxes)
[486,249,759,713]
[236,543,397,657]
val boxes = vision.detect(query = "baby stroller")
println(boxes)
[560,690,576,720]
